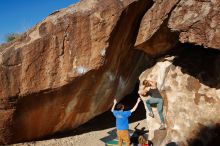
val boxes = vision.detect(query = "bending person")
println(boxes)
[111,98,141,146]
[138,79,165,130]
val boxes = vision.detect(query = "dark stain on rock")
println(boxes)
[49,10,60,16]
[171,72,177,78]
[203,94,215,104]
[194,92,215,105]
[170,65,176,71]
[194,93,200,105]
[186,76,201,92]
[39,22,54,36]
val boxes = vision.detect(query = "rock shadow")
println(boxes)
[165,43,220,89]
[187,123,220,146]
[166,142,178,146]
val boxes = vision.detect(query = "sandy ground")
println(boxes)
[11,119,147,146]
[11,113,147,146]
[11,95,149,146]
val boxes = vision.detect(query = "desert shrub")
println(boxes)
[5,33,21,42]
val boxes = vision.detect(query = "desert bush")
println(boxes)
[5,33,21,42]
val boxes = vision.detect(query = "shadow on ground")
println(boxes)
[39,84,146,141]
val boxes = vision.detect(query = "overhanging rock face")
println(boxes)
[0,0,153,144]
[135,0,220,54]
[135,0,180,55]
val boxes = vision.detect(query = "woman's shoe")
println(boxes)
[159,124,166,130]
[148,112,154,118]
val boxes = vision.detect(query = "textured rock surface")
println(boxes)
[0,0,152,144]
[135,0,179,55]
[135,0,220,53]
[139,45,220,146]
[169,0,220,49]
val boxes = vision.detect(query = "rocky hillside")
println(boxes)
[0,0,219,145]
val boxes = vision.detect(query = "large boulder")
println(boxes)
[0,0,153,144]
[139,45,220,146]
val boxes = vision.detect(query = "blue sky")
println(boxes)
[0,0,79,43]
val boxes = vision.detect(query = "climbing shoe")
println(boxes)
[159,124,166,130]
[148,112,154,118]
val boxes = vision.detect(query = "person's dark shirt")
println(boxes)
[147,88,162,98]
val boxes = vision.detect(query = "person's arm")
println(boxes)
[130,98,141,113]
[138,86,150,96]
[138,85,144,95]
[111,99,117,112]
